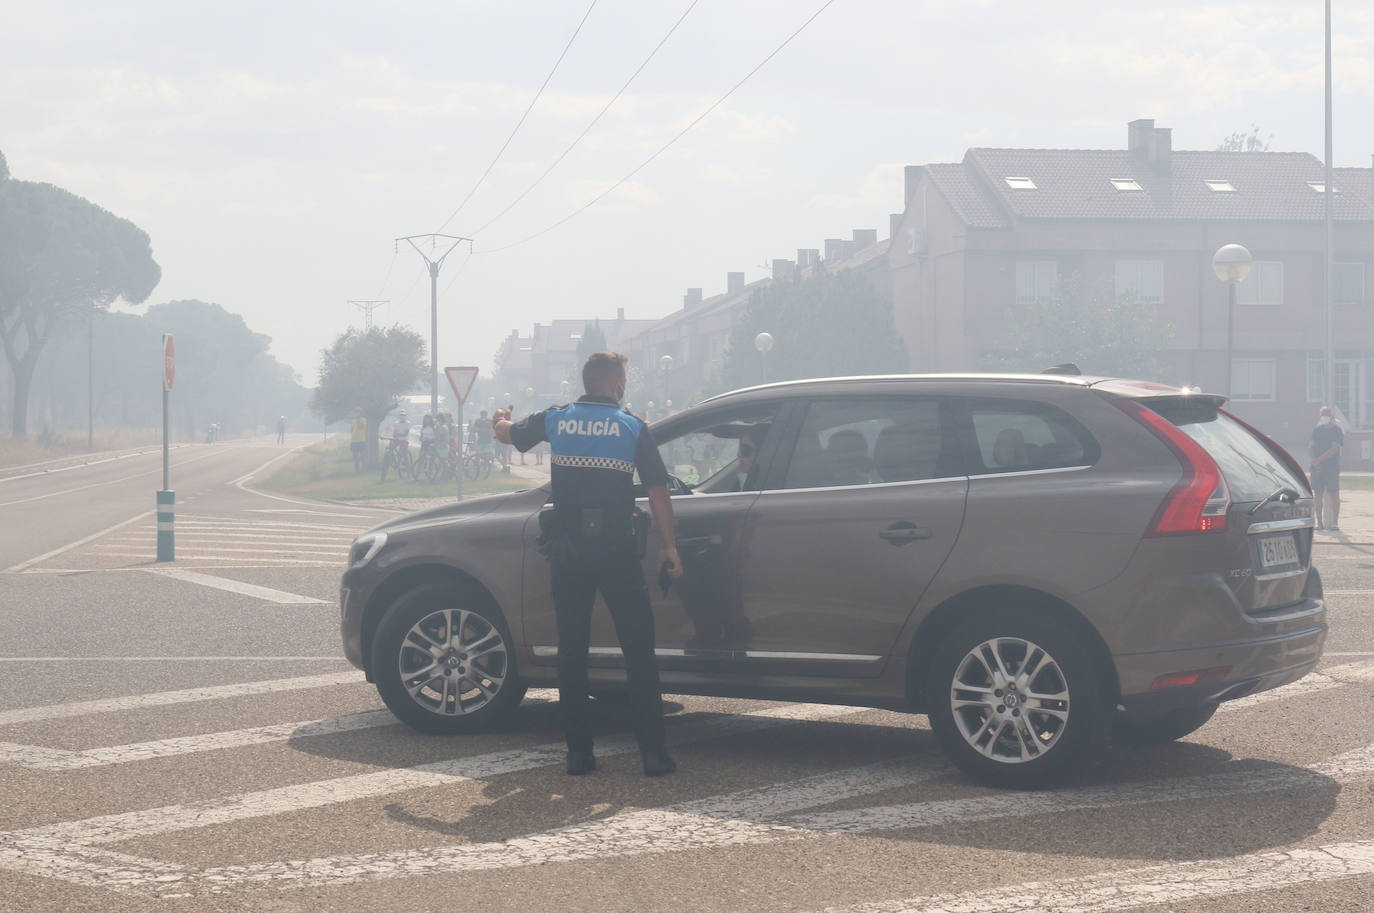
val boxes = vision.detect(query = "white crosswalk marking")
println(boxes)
[0,653,1371,902]
[819,841,1374,913]
[0,672,362,726]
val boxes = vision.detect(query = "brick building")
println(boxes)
[891,119,1374,456]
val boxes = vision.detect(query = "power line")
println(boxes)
[434,0,599,234]
[472,0,701,236]
[475,0,838,256]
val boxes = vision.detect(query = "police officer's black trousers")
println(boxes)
[550,542,666,754]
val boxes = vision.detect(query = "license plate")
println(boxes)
[1258,534,1300,569]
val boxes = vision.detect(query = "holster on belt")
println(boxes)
[536,505,575,565]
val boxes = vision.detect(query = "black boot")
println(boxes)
[566,749,596,775]
[641,748,677,777]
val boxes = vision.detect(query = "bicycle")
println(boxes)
[380,438,414,482]
[463,444,495,481]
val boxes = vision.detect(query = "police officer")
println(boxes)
[494,352,683,776]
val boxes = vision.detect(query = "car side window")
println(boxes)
[638,405,780,494]
[964,401,1097,474]
[782,398,959,489]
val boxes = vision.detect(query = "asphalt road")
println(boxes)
[0,447,1371,913]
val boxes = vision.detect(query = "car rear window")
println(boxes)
[1147,399,1305,502]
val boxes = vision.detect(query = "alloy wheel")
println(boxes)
[397,608,509,716]
[948,636,1070,764]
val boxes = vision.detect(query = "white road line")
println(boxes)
[1216,659,1374,713]
[820,841,1374,913]
[0,448,228,508]
[3,511,152,573]
[0,710,399,770]
[63,553,339,565]
[184,758,947,892]
[10,703,870,851]
[144,742,1374,894]
[95,544,343,556]
[1323,588,1374,595]
[0,672,362,726]
[0,656,344,662]
[143,568,330,604]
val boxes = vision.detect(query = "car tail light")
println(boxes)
[1114,399,1230,536]
[1149,666,1231,691]
[1221,409,1313,496]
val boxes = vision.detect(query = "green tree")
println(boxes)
[714,268,907,393]
[575,319,608,367]
[981,272,1171,380]
[1216,125,1272,152]
[311,325,427,468]
[0,157,161,436]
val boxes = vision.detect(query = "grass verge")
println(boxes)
[259,441,533,501]
[0,428,166,469]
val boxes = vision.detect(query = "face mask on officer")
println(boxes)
[1319,410,1334,427]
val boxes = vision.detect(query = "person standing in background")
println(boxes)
[1310,405,1343,532]
[350,408,367,473]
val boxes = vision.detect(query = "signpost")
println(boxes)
[158,335,175,562]
[445,366,479,502]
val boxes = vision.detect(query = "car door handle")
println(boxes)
[678,535,724,548]
[880,524,932,544]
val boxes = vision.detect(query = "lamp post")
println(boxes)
[754,332,774,384]
[659,354,673,414]
[1212,244,1253,398]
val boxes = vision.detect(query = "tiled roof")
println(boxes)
[961,149,1374,222]
[924,163,1009,229]
[1334,167,1373,204]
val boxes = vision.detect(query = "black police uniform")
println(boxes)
[508,395,671,757]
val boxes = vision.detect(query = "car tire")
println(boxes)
[1113,703,1218,745]
[925,609,1110,789]
[371,581,524,735]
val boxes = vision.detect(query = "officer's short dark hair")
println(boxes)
[583,352,628,393]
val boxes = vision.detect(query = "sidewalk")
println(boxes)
[1313,487,1374,547]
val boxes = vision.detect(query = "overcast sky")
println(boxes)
[5,0,1372,384]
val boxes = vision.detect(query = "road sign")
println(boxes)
[163,334,175,392]
[444,366,479,405]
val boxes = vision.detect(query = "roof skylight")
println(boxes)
[1004,176,1037,190]
[1205,180,1236,192]
[1110,178,1143,191]
[1308,181,1340,193]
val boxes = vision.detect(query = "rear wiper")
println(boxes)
[1250,486,1301,515]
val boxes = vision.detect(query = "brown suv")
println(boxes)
[339,374,1325,787]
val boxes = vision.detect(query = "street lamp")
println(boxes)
[754,332,774,384]
[659,354,673,412]
[1212,244,1253,397]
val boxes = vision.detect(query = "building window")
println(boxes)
[1015,260,1057,306]
[1236,261,1284,306]
[1114,260,1164,305]
[1110,178,1142,191]
[1335,262,1365,305]
[1004,176,1037,190]
[1204,180,1236,192]
[1308,355,1326,403]
[1231,358,1276,401]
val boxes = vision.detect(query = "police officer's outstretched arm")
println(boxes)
[634,424,683,579]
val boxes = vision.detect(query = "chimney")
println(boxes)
[904,165,923,204]
[772,258,795,282]
[727,271,745,295]
[1128,118,1155,156]
[616,307,624,323]
[852,229,877,250]
[1150,127,1172,165]
[890,213,903,238]
[683,288,703,310]
[797,248,819,269]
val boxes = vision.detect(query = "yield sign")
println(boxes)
[444,366,479,405]
[162,334,175,392]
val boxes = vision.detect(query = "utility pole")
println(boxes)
[348,299,389,332]
[1323,0,1335,415]
[395,234,471,418]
